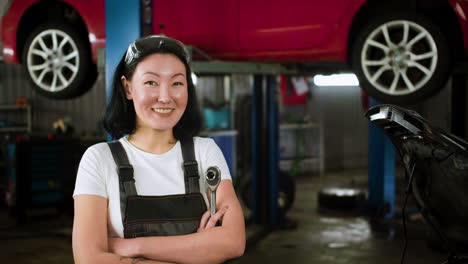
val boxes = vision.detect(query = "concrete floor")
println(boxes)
[231,169,449,264]
[0,169,449,263]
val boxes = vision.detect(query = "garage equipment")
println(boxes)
[205,166,221,216]
[366,104,468,264]
[5,136,84,223]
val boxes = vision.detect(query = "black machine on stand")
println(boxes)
[366,104,468,264]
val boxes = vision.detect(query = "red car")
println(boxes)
[2,0,468,104]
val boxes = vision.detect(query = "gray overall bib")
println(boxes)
[107,137,207,238]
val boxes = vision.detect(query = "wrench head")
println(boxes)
[205,166,221,189]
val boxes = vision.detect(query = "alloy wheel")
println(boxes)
[26,29,80,93]
[360,20,438,96]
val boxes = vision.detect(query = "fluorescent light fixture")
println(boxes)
[3,48,14,56]
[313,73,359,86]
[191,73,198,85]
[88,33,96,42]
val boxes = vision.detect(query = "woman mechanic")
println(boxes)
[72,35,245,264]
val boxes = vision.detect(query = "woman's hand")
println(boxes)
[108,237,140,258]
[197,206,228,232]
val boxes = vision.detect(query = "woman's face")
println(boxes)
[123,53,188,133]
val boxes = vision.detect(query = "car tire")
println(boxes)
[240,171,296,214]
[351,12,451,105]
[22,22,96,99]
[317,187,366,211]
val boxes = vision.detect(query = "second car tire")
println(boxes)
[351,12,451,105]
[22,22,96,99]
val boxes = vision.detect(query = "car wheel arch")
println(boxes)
[347,0,463,67]
[16,1,91,64]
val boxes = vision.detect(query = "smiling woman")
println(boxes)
[121,54,188,132]
[121,53,189,134]
[103,36,202,142]
[72,35,245,264]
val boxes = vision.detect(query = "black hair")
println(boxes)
[102,35,202,140]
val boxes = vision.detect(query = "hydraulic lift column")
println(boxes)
[251,75,282,227]
[105,0,144,134]
[367,98,396,219]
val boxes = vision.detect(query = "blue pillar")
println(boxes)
[367,98,396,219]
[250,75,282,227]
[105,0,141,141]
[267,75,280,226]
[251,75,263,224]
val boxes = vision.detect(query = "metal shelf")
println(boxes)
[0,105,32,133]
[0,127,29,132]
[280,122,320,130]
[280,157,320,162]
[200,129,238,137]
[279,121,324,177]
[0,105,30,110]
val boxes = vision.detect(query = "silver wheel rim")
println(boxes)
[361,20,438,96]
[26,29,80,93]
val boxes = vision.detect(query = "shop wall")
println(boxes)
[0,62,106,137]
[309,82,368,171]
[196,75,369,173]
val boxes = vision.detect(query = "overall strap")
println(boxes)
[108,141,138,223]
[180,137,201,193]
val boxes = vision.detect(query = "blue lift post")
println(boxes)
[105,0,142,140]
[250,75,261,224]
[267,75,280,227]
[367,97,396,219]
[251,75,282,227]
[251,75,267,225]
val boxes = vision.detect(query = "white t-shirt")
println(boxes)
[73,136,231,238]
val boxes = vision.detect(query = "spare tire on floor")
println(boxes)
[318,187,367,211]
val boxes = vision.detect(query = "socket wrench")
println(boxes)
[205,166,221,217]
